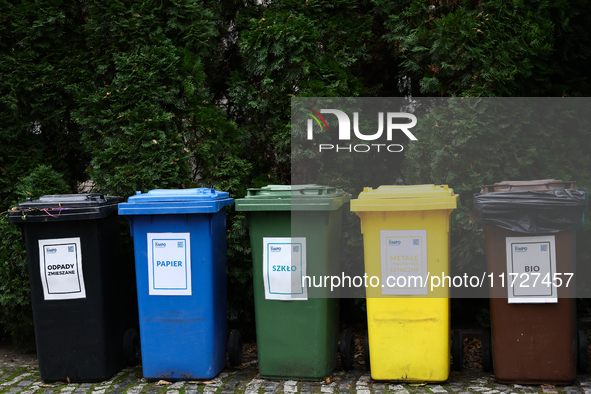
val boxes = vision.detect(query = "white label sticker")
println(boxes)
[380,230,428,295]
[506,235,557,303]
[38,238,86,300]
[147,233,192,296]
[263,237,307,300]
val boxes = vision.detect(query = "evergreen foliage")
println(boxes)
[0,165,70,350]
[1,0,591,348]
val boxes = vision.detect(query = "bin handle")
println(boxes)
[298,187,337,195]
[247,187,339,196]
[86,194,105,201]
[481,181,576,193]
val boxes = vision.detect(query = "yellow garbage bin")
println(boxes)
[351,185,458,382]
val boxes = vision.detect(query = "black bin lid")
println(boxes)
[7,194,123,223]
[474,180,588,234]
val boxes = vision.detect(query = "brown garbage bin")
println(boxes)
[474,180,588,384]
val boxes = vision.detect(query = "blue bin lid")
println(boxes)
[118,188,234,215]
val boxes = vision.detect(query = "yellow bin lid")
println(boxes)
[350,184,458,212]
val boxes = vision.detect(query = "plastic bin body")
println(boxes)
[235,185,349,380]
[118,188,233,380]
[487,226,576,384]
[478,180,582,384]
[8,194,125,382]
[351,185,458,382]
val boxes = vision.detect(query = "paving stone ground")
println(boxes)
[1,351,590,394]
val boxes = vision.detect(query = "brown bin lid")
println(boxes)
[480,179,576,194]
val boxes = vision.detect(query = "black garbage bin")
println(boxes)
[8,194,139,382]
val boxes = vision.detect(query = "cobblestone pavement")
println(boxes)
[1,355,591,394]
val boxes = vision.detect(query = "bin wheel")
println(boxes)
[481,328,493,373]
[577,329,589,374]
[363,330,370,371]
[339,329,355,371]
[123,328,141,367]
[451,330,463,371]
[227,329,243,367]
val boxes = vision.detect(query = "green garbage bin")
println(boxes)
[235,185,350,380]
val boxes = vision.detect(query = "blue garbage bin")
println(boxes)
[118,188,237,380]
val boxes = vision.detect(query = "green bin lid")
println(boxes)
[235,184,350,211]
